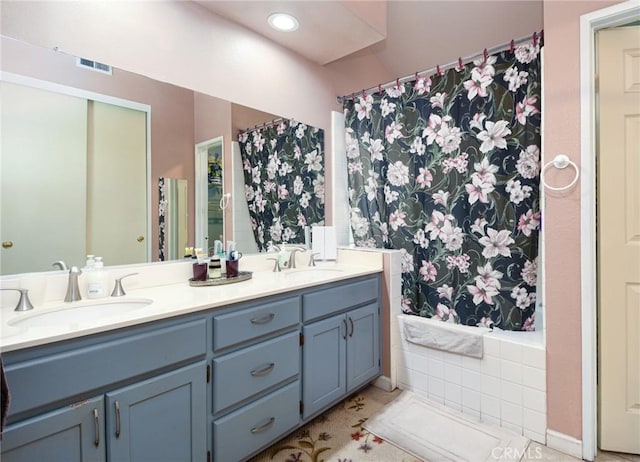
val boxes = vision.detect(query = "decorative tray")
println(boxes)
[189,271,252,287]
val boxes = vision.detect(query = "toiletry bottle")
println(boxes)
[208,256,222,279]
[87,257,107,299]
[84,254,96,271]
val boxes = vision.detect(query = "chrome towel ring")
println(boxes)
[541,154,580,191]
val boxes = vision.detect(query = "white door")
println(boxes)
[0,82,87,274]
[86,101,147,265]
[597,25,640,454]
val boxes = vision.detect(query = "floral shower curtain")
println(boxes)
[239,120,325,251]
[344,41,541,331]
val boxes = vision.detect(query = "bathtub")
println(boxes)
[391,314,547,445]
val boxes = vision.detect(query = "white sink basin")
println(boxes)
[9,298,153,328]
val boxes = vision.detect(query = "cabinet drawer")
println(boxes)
[213,296,300,351]
[4,319,206,418]
[302,276,379,322]
[213,331,299,414]
[213,381,300,462]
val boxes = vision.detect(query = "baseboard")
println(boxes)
[373,375,395,392]
[546,429,583,459]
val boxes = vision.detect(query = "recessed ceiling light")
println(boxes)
[268,13,299,32]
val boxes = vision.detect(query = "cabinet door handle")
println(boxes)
[250,362,275,377]
[342,318,347,340]
[114,401,121,438]
[250,313,275,324]
[349,317,354,338]
[250,417,275,434]
[93,408,100,447]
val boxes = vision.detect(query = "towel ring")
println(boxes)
[541,154,580,191]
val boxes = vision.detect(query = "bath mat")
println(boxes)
[364,391,529,461]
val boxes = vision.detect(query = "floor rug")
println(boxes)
[364,391,530,462]
[250,386,420,462]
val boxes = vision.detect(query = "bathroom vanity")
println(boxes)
[0,261,381,462]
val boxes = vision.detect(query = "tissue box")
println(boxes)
[312,226,337,260]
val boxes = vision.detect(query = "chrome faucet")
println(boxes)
[52,260,68,271]
[64,266,82,302]
[287,246,307,269]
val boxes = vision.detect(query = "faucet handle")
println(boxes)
[111,273,139,297]
[308,252,320,267]
[267,257,282,272]
[0,288,34,311]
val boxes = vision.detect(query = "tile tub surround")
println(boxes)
[395,316,547,445]
[0,248,383,352]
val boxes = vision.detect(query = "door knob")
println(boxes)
[137,236,144,242]
[2,241,13,249]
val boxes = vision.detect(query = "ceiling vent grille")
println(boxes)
[76,57,112,75]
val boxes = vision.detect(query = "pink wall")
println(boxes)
[543,0,623,439]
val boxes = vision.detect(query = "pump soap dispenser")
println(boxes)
[87,257,107,299]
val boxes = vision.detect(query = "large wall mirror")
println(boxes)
[0,36,325,275]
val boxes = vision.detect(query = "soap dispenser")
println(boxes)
[84,254,96,271]
[87,256,107,299]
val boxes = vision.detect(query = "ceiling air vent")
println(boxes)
[76,57,112,75]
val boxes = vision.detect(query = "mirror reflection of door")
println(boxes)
[195,137,224,253]
[87,101,147,266]
[0,80,148,274]
[1,82,87,274]
[208,143,224,246]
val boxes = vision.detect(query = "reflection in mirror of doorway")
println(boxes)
[195,137,225,254]
[208,143,225,246]
[158,178,188,261]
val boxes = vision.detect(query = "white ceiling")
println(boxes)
[195,1,543,82]
[195,1,388,65]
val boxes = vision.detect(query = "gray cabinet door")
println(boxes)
[302,314,346,419]
[1,396,105,462]
[346,302,380,393]
[105,363,206,462]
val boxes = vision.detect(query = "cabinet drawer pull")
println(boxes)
[114,401,121,438]
[93,409,100,447]
[250,417,275,434]
[342,318,347,340]
[250,362,275,377]
[349,317,354,337]
[250,313,275,324]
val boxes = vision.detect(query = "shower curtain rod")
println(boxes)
[237,117,286,136]
[337,30,542,104]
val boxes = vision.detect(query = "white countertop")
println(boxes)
[0,261,382,353]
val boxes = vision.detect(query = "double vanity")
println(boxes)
[0,250,383,462]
